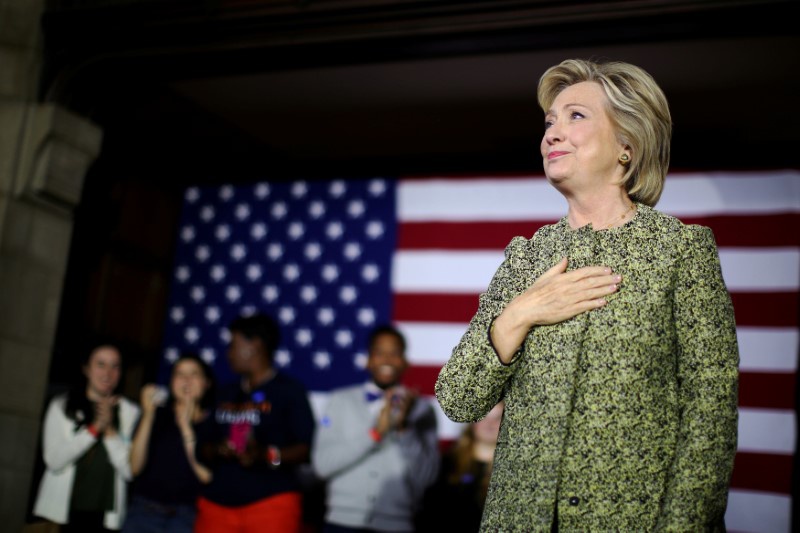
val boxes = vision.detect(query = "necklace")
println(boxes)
[606,202,635,229]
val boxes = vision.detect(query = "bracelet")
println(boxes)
[266,446,281,469]
[368,428,383,443]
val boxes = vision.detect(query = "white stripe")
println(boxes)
[392,250,503,292]
[392,249,799,293]
[399,322,468,365]
[431,399,469,441]
[420,402,799,455]
[725,489,791,533]
[398,178,566,221]
[398,171,800,221]
[738,327,799,372]
[737,408,796,454]
[400,325,800,370]
[660,171,800,216]
[719,248,800,292]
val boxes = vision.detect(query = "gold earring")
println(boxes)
[619,154,630,165]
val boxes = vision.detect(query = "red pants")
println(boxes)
[195,492,302,533]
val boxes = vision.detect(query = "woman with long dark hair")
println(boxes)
[122,353,215,533]
[33,343,140,532]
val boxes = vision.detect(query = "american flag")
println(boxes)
[161,170,799,533]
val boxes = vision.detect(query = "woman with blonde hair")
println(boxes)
[436,58,739,531]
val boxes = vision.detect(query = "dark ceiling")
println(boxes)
[41,0,800,180]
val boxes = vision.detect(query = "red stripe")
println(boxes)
[398,221,552,250]
[394,292,799,327]
[409,366,797,411]
[393,293,480,323]
[425,446,792,494]
[738,372,796,410]
[731,452,793,494]
[681,214,800,247]
[731,292,798,327]
[397,214,800,251]
[401,173,546,181]
[403,364,441,396]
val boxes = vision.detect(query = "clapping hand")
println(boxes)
[392,388,418,431]
[93,395,119,437]
[375,387,417,436]
[139,384,164,415]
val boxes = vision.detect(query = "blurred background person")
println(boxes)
[122,353,215,533]
[32,342,140,532]
[416,401,504,532]
[311,325,439,533]
[195,313,315,533]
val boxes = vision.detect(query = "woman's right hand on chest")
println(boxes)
[491,257,620,363]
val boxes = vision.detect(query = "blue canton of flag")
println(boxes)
[159,178,397,392]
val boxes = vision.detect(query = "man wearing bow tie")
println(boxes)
[311,325,439,533]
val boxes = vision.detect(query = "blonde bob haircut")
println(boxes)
[537,59,672,206]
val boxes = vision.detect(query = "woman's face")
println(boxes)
[171,359,209,403]
[84,346,121,398]
[540,81,627,194]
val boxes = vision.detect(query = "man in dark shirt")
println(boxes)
[196,313,315,533]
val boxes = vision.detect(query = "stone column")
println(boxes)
[0,1,103,530]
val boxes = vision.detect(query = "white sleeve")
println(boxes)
[41,396,97,473]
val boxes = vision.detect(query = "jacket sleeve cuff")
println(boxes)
[487,317,524,366]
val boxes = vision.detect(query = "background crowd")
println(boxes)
[28,315,500,533]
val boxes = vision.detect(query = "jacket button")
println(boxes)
[568,496,580,506]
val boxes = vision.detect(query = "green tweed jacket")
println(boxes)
[435,204,739,532]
